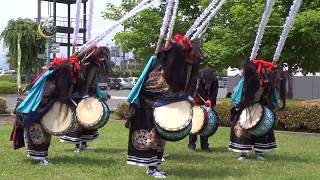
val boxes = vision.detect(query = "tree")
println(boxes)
[202,0,320,98]
[102,0,320,76]
[102,0,205,61]
[0,18,46,79]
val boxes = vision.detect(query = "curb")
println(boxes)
[0,113,14,117]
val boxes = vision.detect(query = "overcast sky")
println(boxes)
[0,0,123,65]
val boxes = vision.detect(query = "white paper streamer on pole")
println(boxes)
[249,0,275,61]
[197,22,210,39]
[72,0,82,47]
[86,0,94,41]
[192,0,225,40]
[133,0,154,11]
[273,0,303,63]
[186,0,218,38]
[165,0,179,47]
[17,33,21,94]
[155,0,175,53]
[74,0,153,56]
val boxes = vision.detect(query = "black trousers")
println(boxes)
[188,134,209,149]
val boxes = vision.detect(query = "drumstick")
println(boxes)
[70,99,78,107]
[197,93,206,103]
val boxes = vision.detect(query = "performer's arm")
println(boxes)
[209,77,218,107]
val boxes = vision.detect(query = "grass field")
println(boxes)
[1,120,320,180]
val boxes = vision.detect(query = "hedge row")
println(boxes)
[0,81,26,94]
[216,99,320,133]
[110,70,142,78]
[0,75,16,83]
[116,99,320,133]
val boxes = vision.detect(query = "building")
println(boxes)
[110,46,134,70]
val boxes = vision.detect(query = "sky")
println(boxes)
[0,0,123,69]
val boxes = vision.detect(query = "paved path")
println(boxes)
[2,88,227,112]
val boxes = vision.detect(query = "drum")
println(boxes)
[199,106,219,137]
[190,106,208,134]
[239,103,275,137]
[154,100,192,141]
[41,102,76,136]
[76,97,110,130]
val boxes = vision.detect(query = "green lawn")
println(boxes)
[1,120,320,180]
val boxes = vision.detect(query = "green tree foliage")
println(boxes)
[102,0,320,74]
[102,0,138,21]
[102,0,204,61]
[0,18,46,76]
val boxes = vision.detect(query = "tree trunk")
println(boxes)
[287,65,294,99]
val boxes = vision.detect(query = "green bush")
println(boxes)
[0,97,8,113]
[277,100,320,131]
[0,75,17,83]
[110,69,142,78]
[116,102,129,120]
[0,81,18,94]
[116,99,320,132]
[216,99,320,132]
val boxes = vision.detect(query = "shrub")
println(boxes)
[0,75,16,83]
[277,100,320,131]
[0,81,18,94]
[216,99,320,133]
[0,81,26,94]
[215,99,232,127]
[115,98,320,132]
[0,97,8,113]
[110,69,142,78]
[116,102,129,120]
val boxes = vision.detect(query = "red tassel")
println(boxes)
[205,100,212,108]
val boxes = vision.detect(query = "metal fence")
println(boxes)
[227,76,320,100]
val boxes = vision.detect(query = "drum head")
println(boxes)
[41,102,74,135]
[190,106,205,134]
[76,97,104,127]
[154,100,192,131]
[239,103,263,130]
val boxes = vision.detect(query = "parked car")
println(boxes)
[0,69,16,76]
[108,78,123,90]
[128,77,138,86]
[118,77,133,89]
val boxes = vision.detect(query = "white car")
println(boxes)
[128,77,138,86]
[118,78,133,89]
[0,69,16,76]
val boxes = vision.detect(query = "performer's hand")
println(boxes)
[106,94,111,101]
[205,100,211,108]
